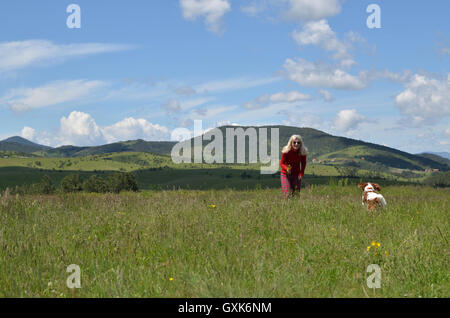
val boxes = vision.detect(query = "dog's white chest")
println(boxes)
[362,192,387,207]
[366,192,379,201]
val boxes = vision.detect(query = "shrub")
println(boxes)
[61,174,83,193]
[39,175,55,194]
[83,175,108,193]
[106,172,138,193]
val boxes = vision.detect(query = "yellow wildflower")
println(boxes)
[367,246,371,252]
[376,242,381,248]
[371,241,376,246]
[385,251,389,256]
[169,277,174,281]
[209,204,216,208]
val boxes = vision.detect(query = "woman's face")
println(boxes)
[292,139,301,150]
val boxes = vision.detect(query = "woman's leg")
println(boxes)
[289,175,301,197]
[295,177,302,192]
[280,173,291,199]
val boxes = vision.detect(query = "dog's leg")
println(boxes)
[380,196,387,207]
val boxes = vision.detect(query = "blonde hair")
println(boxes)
[282,134,308,156]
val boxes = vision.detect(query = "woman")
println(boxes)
[280,135,307,198]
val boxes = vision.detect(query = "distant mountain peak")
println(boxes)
[419,152,450,160]
[3,136,34,144]
[0,136,52,151]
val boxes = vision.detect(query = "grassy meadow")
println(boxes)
[0,184,448,297]
[0,151,427,192]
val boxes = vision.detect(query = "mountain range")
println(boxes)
[1,126,449,172]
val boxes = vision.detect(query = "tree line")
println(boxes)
[9,172,138,195]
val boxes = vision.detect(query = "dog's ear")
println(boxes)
[372,183,381,191]
[358,182,367,190]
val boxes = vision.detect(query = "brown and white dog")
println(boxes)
[358,182,387,211]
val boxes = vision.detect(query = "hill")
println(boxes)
[420,151,450,160]
[187,125,448,172]
[40,140,175,157]
[417,153,450,166]
[1,126,447,172]
[0,136,52,153]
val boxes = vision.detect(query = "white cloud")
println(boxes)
[444,127,450,136]
[241,2,266,17]
[395,74,450,126]
[332,109,365,132]
[243,90,312,109]
[174,85,197,96]
[283,58,367,90]
[181,97,214,110]
[102,117,170,143]
[270,91,312,102]
[195,76,280,94]
[373,69,412,83]
[179,0,231,33]
[292,19,355,67]
[0,40,134,72]
[1,80,106,112]
[345,31,366,44]
[59,111,104,146]
[284,0,341,21]
[21,126,36,141]
[318,89,334,102]
[22,111,170,147]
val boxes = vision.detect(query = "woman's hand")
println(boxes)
[287,165,292,175]
[298,175,302,182]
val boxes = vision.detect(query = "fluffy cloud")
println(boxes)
[332,109,365,132]
[283,58,367,90]
[21,126,36,141]
[243,90,312,109]
[102,117,170,143]
[0,40,134,72]
[179,0,231,33]
[1,80,106,112]
[284,0,341,21]
[292,19,355,67]
[59,111,104,146]
[22,111,170,147]
[395,74,450,126]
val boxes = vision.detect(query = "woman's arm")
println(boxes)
[298,155,307,177]
[280,152,288,171]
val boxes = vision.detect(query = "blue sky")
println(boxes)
[0,0,449,154]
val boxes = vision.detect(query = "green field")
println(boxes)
[0,185,448,297]
[0,151,428,192]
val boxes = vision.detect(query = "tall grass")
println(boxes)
[0,185,448,297]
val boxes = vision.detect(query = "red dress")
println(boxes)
[280,149,307,196]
